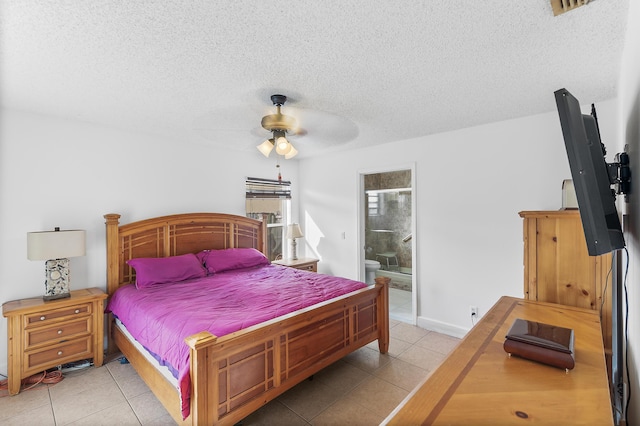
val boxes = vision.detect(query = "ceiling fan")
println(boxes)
[257,94,299,159]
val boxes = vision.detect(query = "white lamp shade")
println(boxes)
[257,139,274,157]
[27,230,86,260]
[286,223,304,239]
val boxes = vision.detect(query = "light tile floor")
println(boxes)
[389,288,412,323]
[0,321,460,425]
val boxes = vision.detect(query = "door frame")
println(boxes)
[357,162,417,324]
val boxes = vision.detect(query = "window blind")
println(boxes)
[245,177,292,199]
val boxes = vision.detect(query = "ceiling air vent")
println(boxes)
[550,0,590,16]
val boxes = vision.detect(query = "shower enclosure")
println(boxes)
[366,189,412,278]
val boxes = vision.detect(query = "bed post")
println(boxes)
[104,213,121,354]
[375,277,390,354]
[258,219,267,255]
[185,331,218,425]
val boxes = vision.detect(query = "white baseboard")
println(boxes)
[417,315,470,339]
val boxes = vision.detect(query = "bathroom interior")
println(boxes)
[363,170,413,323]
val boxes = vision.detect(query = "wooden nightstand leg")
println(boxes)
[7,317,21,395]
[8,374,20,395]
[93,300,105,367]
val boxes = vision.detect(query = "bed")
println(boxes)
[104,212,389,425]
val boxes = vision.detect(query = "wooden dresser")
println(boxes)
[519,210,612,353]
[2,287,107,395]
[383,296,612,425]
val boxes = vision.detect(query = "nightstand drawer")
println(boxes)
[25,317,92,349]
[24,337,92,375]
[25,303,91,327]
[296,263,317,272]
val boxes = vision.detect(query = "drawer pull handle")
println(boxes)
[57,351,63,356]
[74,309,80,314]
[57,330,63,335]
[40,316,46,321]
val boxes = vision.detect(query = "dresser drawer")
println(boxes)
[24,337,92,375]
[25,317,92,350]
[25,303,91,327]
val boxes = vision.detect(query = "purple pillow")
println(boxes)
[127,253,207,289]
[196,248,270,274]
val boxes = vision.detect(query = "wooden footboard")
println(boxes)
[104,213,389,425]
[186,281,388,425]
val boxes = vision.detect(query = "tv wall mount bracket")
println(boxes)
[606,147,630,201]
[592,104,631,201]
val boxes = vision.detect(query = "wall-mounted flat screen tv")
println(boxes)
[554,88,625,256]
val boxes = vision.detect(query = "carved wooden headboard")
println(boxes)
[104,213,266,297]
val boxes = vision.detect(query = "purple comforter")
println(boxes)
[105,263,367,419]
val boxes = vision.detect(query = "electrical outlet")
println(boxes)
[470,306,478,318]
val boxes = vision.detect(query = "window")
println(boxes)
[245,177,291,261]
[367,192,380,216]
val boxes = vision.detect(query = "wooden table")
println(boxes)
[383,296,613,425]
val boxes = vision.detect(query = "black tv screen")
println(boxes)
[554,88,625,256]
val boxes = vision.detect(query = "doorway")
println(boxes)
[359,165,416,324]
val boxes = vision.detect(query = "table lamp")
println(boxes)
[286,223,304,260]
[27,228,86,300]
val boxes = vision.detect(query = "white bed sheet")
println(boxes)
[114,318,178,387]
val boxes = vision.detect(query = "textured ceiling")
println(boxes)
[0,1,630,158]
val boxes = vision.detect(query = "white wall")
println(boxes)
[298,100,619,336]
[619,0,640,423]
[0,109,299,376]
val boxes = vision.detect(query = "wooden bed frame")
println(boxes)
[104,212,389,425]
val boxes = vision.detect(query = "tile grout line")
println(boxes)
[103,360,144,425]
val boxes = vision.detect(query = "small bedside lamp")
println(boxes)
[286,223,304,260]
[27,228,86,300]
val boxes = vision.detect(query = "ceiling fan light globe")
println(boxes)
[284,146,298,159]
[276,136,288,148]
[257,139,274,157]
[275,136,292,155]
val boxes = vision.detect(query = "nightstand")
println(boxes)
[2,287,107,395]
[272,257,319,272]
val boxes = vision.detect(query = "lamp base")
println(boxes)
[290,239,298,260]
[44,292,71,301]
[43,258,71,301]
